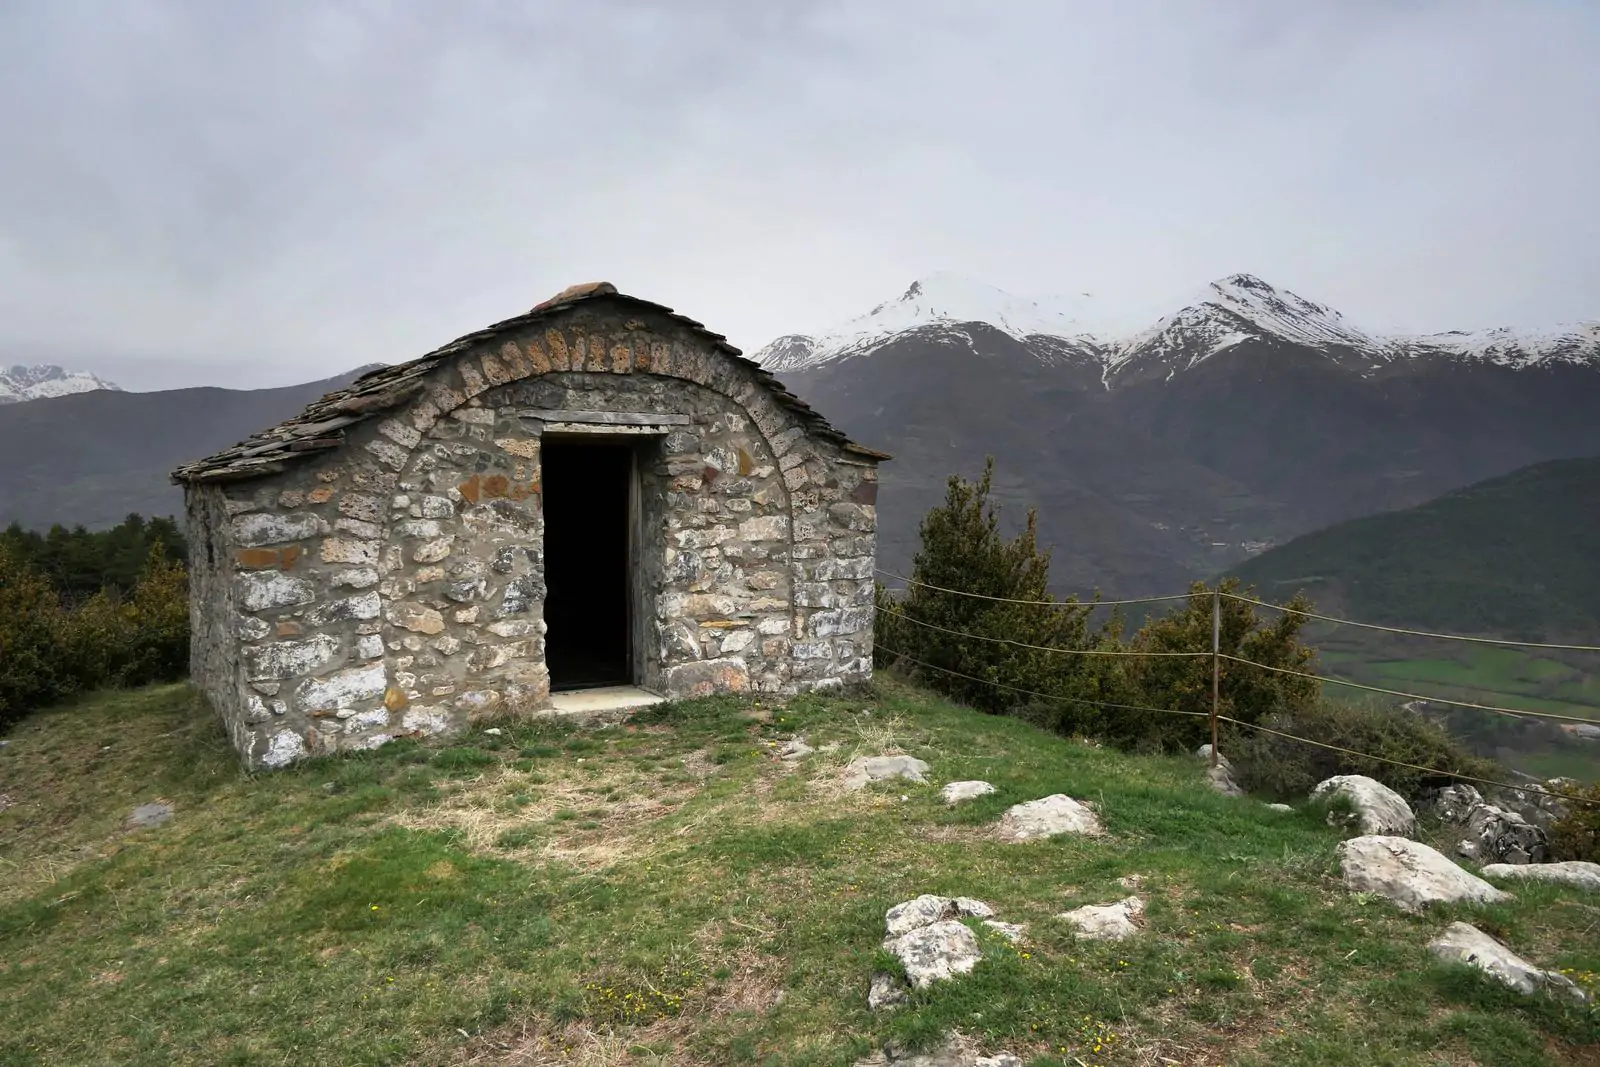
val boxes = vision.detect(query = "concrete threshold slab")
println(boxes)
[545,685,666,720]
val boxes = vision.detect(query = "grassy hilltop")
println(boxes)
[2,681,1597,1066]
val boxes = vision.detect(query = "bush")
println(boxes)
[1547,781,1600,862]
[0,543,73,728]
[0,541,189,729]
[1111,578,1321,753]
[1229,698,1500,802]
[874,458,1123,722]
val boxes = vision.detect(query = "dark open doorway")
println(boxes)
[540,438,634,690]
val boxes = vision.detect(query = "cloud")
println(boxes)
[1,0,1596,389]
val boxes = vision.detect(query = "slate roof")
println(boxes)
[171,282,889,484]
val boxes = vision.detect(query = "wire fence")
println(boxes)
[874,569,1600,809]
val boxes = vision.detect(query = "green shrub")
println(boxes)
[1110,578,1321,753]
[1547,781,1600,862]
[0,543,73,728]
[0,541,189,729]
[1229,698,1500,801]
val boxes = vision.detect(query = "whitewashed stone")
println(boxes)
[1427,922,1588,1001]
[235,615,272,641]
[1058,896,1145,941]
[400,707,451,736]
[999,794,1102,840]
[244,634,342,681]
[261,729,307,768]
[320,538,379,566]
[356,634,384,660]
[1312,775,1418,837]
[341,709,389,732]
[231,512,324,547]
[1337,835,1512,912]
[332,567,380,589]
[413,536,455,563]
[236,571,316,612]
[295,663,388,712]
[941,780,997,805]
[1480,860,1600,892]
[844,754,931,790]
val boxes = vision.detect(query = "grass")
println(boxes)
[1,680,1597,1066]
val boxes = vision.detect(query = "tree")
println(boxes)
[876,458,1121,723]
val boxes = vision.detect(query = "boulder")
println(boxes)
[1312,775,1417,837]
[868,971,908,1012]
[1337,835,1511,913]
[883,920,984,989]
[1057,896,1145,941]
[1207,762,1245,797]
[1266,803,1295,813]
[998,794,1102,840]
[884,894,994,937]
[1480,860,1600,893]
[1454,804,1547,865]
[941,780,997,804]
[1426,783,1484,824]
[1195,744,1228,767]
[1427,922,1587,1002]
[845,754,931,791]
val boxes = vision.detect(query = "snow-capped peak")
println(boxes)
[754,272,1600,378]
[0,364,122,404]
[758,272,1101,372]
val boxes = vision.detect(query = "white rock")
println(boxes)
[999,794,1102,840]
[1427,922,1588,1001]
[844,754,930,790]
[260,729,307,768]
[941,780,997,804]
[1057,896,1145,940]
[1337,835,1511,913]
[1207,762,1245,797]
[779,736,815,760]
[867,972,908,1012]
[1195,743,1231,769]
[882,920,983,988]
[982,920,1027,943]
[1312,774,1418,837]
[883,895,994,937]
[294,663,388,712]
[1266,803,1295,812]
[1429,783,1485,824]
[1480,860,1600,893]
[236,571,317,611]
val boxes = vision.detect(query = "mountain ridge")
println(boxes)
[0,364,121,404]
[756,272,1600,379]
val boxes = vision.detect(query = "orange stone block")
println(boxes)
[307,486,336,504]
[236,548,280,569]
[609,340,632,373]
[384,686,409,711]
[545,328,570,370]
[482,474,510,498]
[458,475,482,503]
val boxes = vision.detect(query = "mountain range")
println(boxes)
[3,272,1599,607]
[759,273,1600,597]
[0,364,121,405]
[0,367,378,531]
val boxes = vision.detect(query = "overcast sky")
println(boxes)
[2,1,1597,391]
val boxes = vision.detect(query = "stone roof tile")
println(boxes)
[172,284,888,484]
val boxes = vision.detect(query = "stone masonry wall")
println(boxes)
[187,303,880,769]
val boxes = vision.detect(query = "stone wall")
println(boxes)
[186,303,880,769]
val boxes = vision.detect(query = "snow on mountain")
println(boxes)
[758,272,1105,373]
[754,272,1600,379]
[0,365,122,404]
